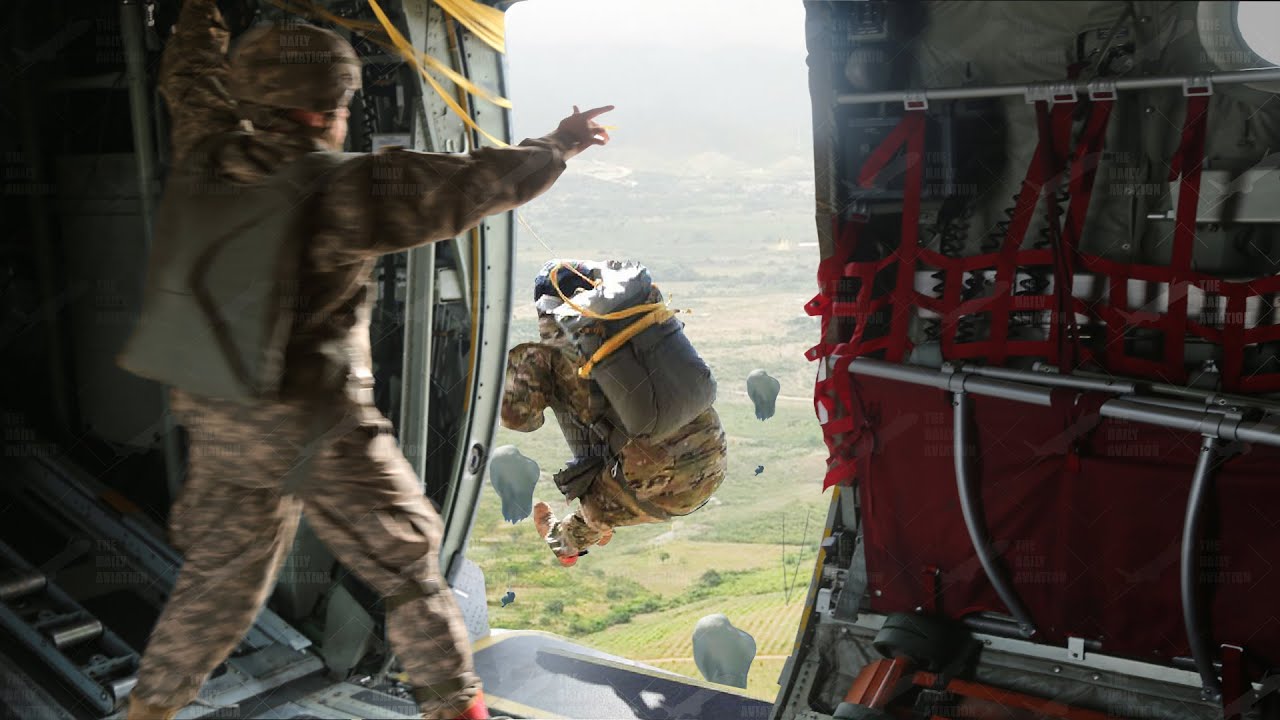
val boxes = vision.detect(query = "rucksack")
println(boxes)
[118,148,354,403]
[546,260,718,442]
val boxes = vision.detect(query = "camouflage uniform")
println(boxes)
[131,2,574,717]
[500,316,728,555]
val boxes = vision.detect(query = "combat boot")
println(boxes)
[449,689,491,719]
[532,501,578,566]
[125,698,181,720]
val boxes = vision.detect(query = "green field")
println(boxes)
[466,262,833,702]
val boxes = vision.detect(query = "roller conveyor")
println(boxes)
[0,539,139,714]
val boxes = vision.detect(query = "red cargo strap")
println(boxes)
[1057,99,1114,371]
[885,111,928,362]
[810,111,927,491]
[1048,389,1112,473]
[1168,94,1210,381]
[986,101,1074,366]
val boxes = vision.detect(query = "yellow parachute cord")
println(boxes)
[577,305,675,380]
[435,0,506,54]
[546,261,678,380]
[368,0,508,146]
[265,0,512,146]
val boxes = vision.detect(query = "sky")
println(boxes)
[497,0,814,172]
[505,0,808,52]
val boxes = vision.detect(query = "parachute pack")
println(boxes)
[118,148,355,403]
[544,260,718,443]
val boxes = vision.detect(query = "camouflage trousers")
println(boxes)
[131,387,478,718]
[550,433,727,555]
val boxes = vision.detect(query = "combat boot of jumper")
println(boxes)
[449,689,492,719]
[532,501,579,566]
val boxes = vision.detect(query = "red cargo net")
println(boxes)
[807,89,1280,490]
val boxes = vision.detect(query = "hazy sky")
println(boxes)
[505,0,808,53]
[498,0,815,171]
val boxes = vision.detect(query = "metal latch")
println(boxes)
[1183,76,1213,97]
[1068,636,1087,662]
[1026,82,1079,105]
[1087,79,1117,101]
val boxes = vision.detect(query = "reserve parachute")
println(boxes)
[542,259,717,442]
[118,149,355,402]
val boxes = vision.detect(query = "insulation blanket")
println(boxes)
[851,376,1280,680]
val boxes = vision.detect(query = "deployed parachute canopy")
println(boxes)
[692,613,757,689]
[488,445,539,524]
[746,369,781,421]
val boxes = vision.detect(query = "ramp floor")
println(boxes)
[474,630,774,720]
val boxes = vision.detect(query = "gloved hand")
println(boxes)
[549,105,614,159]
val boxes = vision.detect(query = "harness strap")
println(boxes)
[1166,94,1211,382]
[563,386,677,521]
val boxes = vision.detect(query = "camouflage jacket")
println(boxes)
[160,0,575,398]
[501,320,728,518]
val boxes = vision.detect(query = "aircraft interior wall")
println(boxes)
[778,2,1280,719]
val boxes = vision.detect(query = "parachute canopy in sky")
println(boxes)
[488,445,539,524]
[746,369,781,421]
[692,613,757,689]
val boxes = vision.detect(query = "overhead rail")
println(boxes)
[836,67,1280,106]
[848,358,1280,445]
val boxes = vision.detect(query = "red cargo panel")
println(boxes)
[851,375,1280,680]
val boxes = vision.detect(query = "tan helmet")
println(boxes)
[227,20,362,112]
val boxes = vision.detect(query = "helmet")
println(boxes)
[227,21,362,112]
[534,261,595,302]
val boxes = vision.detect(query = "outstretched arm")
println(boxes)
[312,106,614,266]
[159,0,241,166]
[500,343,557,433]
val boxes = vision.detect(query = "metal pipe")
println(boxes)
[962,614,1025,639]
[953,391,1037,639]
[853,359,1056,406]
[50,618,103,649]
[1040,362,1280,415]
[837,67,1280,105]
[963,615,1104,652]
[120,1,155,243]
[121,0,185,504]
[1233,417,1280,447]
[1181,436,1223,700]
[952,364,1136,394]
[0,572,46,601]
[1102,399,1232,438]
[1125,395,1241,418]
[400,247,436,489]
[964,363,1249,422]
[1173,656,1223,673]
[850,359,1280,448]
